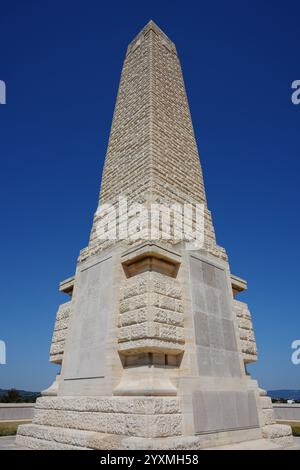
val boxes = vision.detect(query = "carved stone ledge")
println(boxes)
[121,243,181,278]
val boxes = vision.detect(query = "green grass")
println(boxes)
[292,426,300,436]
[0,421,29,436]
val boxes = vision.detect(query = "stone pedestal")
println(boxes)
[17,243,293,449]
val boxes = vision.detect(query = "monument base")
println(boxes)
[16,396,294,450]
[16,425,293,450]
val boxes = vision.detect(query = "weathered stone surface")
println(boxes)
[118,270,185,354]
[49,301,72,364]
[233,299,257,364]
[35,396,181,414]
[16,424,122,450]
[32,409,181,437]
[260,408,276,426]
[262,423,292,439]
[260,396,273,409]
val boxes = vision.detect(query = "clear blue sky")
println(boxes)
[0,0,299,392]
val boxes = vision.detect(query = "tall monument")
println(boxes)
[17,21,292,449]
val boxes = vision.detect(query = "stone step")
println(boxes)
[205,438,281,450]
[261,424,294,448]
[17,422,295,450]
[16,423,122,450]
[32,407,182,438]
[35,396,181,414]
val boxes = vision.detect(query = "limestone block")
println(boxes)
[260,408,276,426]
[152,307,184,326]
[35,396,181,415]
[261,423,292,439]
[118,338,184,355]
[122,279,148,299]
[49,353,63,364]
[239,328,255,342]
[120,294,148,313]
[118,270,184,355]
[17,434,89,450]
[119,308,148,326]
[49,300,72,364]
[261,424,294,448]
[238,317,252,330]
[233,299,257,364]
[52,329,67,343]
[259,396,273,409]
[240,339,257,356]
[17,424,124,450]
[49,340,65,356]
[32,407,182,438]
[56,302,72,321]
[54,317,69,331]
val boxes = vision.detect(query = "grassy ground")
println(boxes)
[0,421,29,436]
[292,426,300,436]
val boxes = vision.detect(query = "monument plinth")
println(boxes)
[17,21,292,449]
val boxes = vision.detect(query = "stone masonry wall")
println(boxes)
[49,301,72,365]
[83,21,225,262]
[118,271,185,355]
[233,299,257,364]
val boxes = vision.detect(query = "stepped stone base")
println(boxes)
[16,425,122,450]
[16,424,292,450]
[16,396,294,450]
[261,424,295,448]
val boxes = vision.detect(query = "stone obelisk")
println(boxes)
[17,21,292,449]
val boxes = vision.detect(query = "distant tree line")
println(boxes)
[0,388,40,403]
[271,398,300,404]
